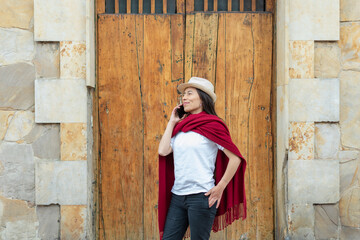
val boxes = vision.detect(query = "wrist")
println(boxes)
[217,180,227,190]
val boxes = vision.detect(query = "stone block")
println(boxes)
[315,42,341,78]
[289,78,339,122]
[0,196,38,239]
[289,41,314,79]
[288,203,315,240]
[340,226,360,240]
[289,122,314,160]
[33,42,60,79]
[0,111,15,141]
[314,204,339,240]
[32,125,60,159]
[60,123,87,161]
[60,41,86,79]
[0,0,33,29]
[288,160,339,204]
[34,0,86,41]
[23,123,55,144]
[4,111,35,142]
[340,157,359,193]
[0,28,34,65]
[0,143,35,202]
[35,79,87,123]
[315,123,340,159]
[0,63,35,110]
[60,205,86,239]
[339,22,360,71]
[341,0,360,21]
[340,186,360,228]
[340,71,360,149]
[35,160,87,205]
[338,150,359,163]
[289,0,339,40]
[36,204,60,240]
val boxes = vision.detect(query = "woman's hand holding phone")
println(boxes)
[169,104,186,125]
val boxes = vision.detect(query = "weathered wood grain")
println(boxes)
[186,0,194,13]
[191,13,218,83]
[96,0,105,14]
[98,14,144,240]
[97,10,274,240]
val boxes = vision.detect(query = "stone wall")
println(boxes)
[0,0,92,238]
[277,0,360,239]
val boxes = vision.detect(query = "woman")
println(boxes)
[158,77,247,240]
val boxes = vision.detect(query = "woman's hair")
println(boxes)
[195,88,218,117]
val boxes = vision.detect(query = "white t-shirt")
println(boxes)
[170,131,224,195]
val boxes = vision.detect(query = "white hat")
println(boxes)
[177,77,217,103]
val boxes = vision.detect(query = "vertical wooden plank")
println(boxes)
[214,0,218,11]
[139,0,143,13]
[212,14,227,239]
[250,13,274,239]
[163,0,167,13]
[127,0,131,13]
[223,13,254,240]
[204,0,208,11]
[115,0,119,13]
[97,0,105,13]
[252,0,256,11]
[177,0,185,13]
[171,15,185,83]
[186,0,194,13]
[98,14,144,240]
[266,0,274,12]
[228,0,232,11]
[184,14,195,82]
[151,0,155,13]
[191,13,218,83]
[142,15,184,239]
[240,0,244,11]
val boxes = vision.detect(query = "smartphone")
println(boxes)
[176,105,186,119]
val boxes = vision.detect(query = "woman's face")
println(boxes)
[182,87,203,114]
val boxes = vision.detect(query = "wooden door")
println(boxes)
[97,1,274,239]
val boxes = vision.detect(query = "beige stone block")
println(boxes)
[315,123,340,159]
[288,203,315,240]
[34,0,86,41]
[341,0,360,21]
[315,42,341,78]
[0,0,33,29]
[289,78,339,122]
[4,111,35,142]
[339,22,360,71]
[340,226,360,239]
[0,63,35,110]
[60,123,87,161]
[0,111,15,140]
[340,71,360,149]
[289,41,314,79]
[60,41,86,79]
[35,160,87,205]
[289,122,314,160]
[314,204,339,239]
[288,160,340,204]
[60,205,86,240]
[35,79,87,123]
[33,42,60,79]
[289,0,339,40]
[0,28,34,65]
[340,188,360,228]
[0,196,38,239]
[340,158,360,194]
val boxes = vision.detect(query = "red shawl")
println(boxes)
[158,111,247,239]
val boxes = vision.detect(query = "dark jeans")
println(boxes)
[162,192,218,240]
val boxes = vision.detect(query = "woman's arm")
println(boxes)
[158,104,184,156]
[205,148,241,208]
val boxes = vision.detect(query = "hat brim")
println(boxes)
[177,83,217,103]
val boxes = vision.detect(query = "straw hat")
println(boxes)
[177,77,217,103]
